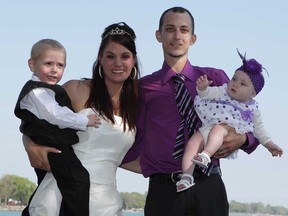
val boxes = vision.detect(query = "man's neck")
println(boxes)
[165,55,188,73]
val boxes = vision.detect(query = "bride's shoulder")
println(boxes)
[63,79,91,94]
[62,79,91,111]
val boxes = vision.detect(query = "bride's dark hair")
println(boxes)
[85,22,140,131]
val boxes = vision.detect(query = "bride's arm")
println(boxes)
[23,135,61,172]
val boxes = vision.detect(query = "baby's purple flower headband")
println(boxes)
[235,49,267,95]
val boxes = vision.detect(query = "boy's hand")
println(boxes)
[87,114,101,127]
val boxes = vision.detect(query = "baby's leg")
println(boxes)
[182,131,204,174]
[204,124,228,157]
[176,132,203,192]
[29,172,62,216]
[192,125,228,168]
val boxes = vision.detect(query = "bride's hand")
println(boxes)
[23,135,61,172]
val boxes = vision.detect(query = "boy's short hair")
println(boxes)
[30,39,66,61]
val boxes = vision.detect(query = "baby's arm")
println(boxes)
[196,75,224,100]
[263,141,283,157]
[253,108,283,157]
[196,75,213,91]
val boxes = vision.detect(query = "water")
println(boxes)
[0,212,249,216]
[0,212,281,216]
[0,212,144,216]
[0,212,19,216]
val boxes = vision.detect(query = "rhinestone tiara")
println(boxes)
[102,27,134,40]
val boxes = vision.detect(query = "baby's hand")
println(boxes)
[87,114,101,128]
[265,141,283,157]
[196,75,213,91]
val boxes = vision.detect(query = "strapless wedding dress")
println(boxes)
[29,108,135,216]
[73,108,135,216]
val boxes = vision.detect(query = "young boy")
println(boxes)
[14,39,99,216]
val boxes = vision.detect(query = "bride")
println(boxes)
[23,22,141,216]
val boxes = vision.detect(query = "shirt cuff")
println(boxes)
[74,114,89,131]
[240,132,259,154]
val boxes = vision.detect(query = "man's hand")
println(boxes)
[213,125,246,158]
[23,135,61,172]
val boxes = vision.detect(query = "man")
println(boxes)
[123,6,259,216]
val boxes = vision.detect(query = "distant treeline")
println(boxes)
[121,192,288,215]
[229,200,288,215]
[1,175,287,215]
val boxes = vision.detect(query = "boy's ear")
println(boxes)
[28,58,35,72]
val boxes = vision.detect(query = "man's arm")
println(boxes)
[120,157,142,174]
[213,126,259,158]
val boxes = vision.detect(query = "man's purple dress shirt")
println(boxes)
[123,61,259,177]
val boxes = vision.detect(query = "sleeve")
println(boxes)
[241,133,259,154]
[252,109,272,145]
[197,85,226,100]
[209,68,230,86]
[121,86,146,164]
[238,107,261,154]
[20,87,88,131]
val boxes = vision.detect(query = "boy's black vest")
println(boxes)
[14,80,79,151]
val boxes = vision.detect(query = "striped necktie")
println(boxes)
[172,74,199,160]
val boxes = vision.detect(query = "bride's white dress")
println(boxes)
[74,108,135,215]
[29,108,135,216]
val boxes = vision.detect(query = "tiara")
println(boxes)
[102,27,134,40]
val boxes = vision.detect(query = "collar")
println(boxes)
[161,60,195,84]
[31,74,41,82]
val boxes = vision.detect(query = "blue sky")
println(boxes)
[1,0,287,208]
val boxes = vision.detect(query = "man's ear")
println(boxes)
[190,34,197,46]
[155,30,162,43]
